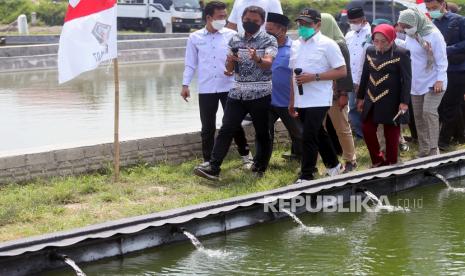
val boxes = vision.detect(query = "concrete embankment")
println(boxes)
[2,33,189,45]
[0,36,188,72]
[0,123,289,184]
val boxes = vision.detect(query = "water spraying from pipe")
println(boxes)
[182,230,205,250]
[178,229,232,258]
[50,252,86,276]
[281,209,325,234]
[362,191,409,212]
[429,172,465,192]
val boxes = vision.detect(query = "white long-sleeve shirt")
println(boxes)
[345,23,372,85]
[182,28,236,93]
[404,29,448,95]
[228,0,283,34]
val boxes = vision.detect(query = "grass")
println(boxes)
[0,138,463,242]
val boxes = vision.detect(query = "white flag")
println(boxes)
[58,0,117,84]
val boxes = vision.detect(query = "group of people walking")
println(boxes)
[181,0,465,182]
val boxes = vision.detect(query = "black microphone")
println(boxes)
[232,47,239,74]
[294,68,303,95]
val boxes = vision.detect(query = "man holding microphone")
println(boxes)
[288,8,347,181]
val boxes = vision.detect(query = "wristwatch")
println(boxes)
[315,73,321,81]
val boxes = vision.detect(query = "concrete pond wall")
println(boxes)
[0,123,290,184]
[0,37,188,72]
[2,33,189,45]
[0,32,298,72]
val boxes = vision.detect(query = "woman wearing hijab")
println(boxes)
[397,8,448,157]
[320,13,358,172]
[357,24,412,166]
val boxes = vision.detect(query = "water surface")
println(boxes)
[43,181,465,275]
[0,62,223,154]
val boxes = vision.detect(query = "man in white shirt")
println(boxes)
[182,1,252,168]
[288,8,347,181]
[345,7,371,139]
[226,0,283,33]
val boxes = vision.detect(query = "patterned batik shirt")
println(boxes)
[228,30,278,101]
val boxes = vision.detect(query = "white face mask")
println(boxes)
[211,19,226,31]
[404,26,417,36]
[350,23,362,32]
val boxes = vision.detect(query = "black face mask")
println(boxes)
[243,21,260,34]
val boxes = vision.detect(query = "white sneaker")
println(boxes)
[241,114,253,127]
[326,163,344,177]
[241,153,254,170]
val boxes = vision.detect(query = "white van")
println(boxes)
[117,0,203,33]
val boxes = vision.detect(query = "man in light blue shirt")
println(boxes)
[266,12,302,160]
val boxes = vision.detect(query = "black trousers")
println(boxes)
[269,105,303,156]
[199,92,249,162]
[326,115,343,156]
[297,106,339,179]
[210,95,272,172]
[439,71,465,143]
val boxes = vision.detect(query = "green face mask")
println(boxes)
[298,26,316,40]
[430,10,444,19]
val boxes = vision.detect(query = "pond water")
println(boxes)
[43,180,465,275]
[0,62,223,155]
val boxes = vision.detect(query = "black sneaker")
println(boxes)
[194,164,220,181]
[343,162,357,173]
[438,141,449,151]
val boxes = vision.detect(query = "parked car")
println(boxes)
[117,0,203,33]
[335,0,417,34]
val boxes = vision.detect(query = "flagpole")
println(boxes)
[113,58,120,181]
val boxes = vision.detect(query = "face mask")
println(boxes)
[211,19,226,31]
[243,21,260,34]
[350,23,362,32]
[430,10,444,19]
[404,26,417,37]
[396,32,406,40]
[298,26,316,40]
